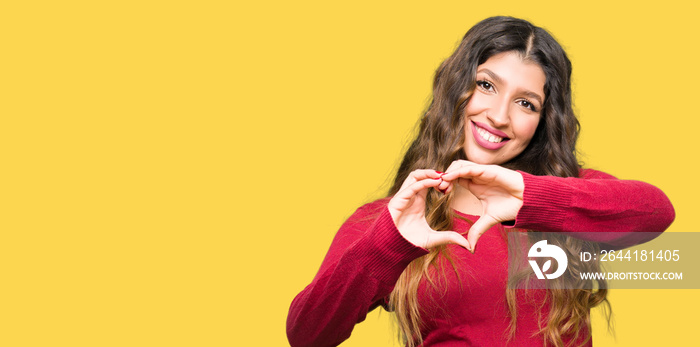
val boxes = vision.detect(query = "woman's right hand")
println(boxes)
[387,170,470,250]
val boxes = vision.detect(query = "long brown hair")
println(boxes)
[386,16,610,347]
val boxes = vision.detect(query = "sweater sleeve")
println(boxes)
[510,169,675,249]
[286,199,429,347]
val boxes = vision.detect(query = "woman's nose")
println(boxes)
[486,98,510,127]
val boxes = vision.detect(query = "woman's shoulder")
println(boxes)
[357,197,392,213]
[344,197,392,225]
[577,167,617,179]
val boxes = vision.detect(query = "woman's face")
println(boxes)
[463,51,545,165]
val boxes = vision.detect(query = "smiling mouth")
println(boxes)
[473,123,510,143]
[476,126,504,143]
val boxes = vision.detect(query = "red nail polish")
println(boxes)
[439,188,447,194]
[436,171,444,175]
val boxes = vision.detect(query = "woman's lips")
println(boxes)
[471,121,510,150]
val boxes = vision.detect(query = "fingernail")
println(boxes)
[435,171,444,175]
[439,188,447,194]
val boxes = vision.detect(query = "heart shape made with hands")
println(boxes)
[388,161,525,253]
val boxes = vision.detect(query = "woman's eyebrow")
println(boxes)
[522,90,544,106]
[478,68,504,85]
[478,68,544,106]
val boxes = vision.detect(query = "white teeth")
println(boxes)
[476,126,503,143]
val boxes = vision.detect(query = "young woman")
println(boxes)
[286,16,675,347]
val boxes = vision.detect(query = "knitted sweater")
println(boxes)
[286,169,675,346]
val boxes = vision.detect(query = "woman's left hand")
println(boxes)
[440,160,525,252]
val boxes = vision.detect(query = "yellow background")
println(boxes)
[2,0,697,346]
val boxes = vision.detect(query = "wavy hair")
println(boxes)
[386,16,610,347]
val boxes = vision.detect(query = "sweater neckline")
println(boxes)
[452,208,480,218]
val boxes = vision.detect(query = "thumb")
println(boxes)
[426,230,471,250]
[467,214,498,253]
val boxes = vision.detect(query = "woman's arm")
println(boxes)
[512,168,675,248]
[440,162,675,251]
[286,200,428,347]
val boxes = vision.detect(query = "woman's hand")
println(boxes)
[388,170,471,250]
[441,161,525,252]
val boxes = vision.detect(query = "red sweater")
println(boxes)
[287,169,675,346]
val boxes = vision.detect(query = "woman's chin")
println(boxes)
[464,153,506,166]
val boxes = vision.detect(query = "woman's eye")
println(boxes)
[517,100,538,112]
[476,80,493,91]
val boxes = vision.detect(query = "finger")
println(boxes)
[466,214,498,253]
[436,179,451,193]
[393,176,444,207]
[443,183,453,195]
[408,169,443,180]
[441,164,487,181]
[444,160,478,176]
[426,230,471,250]
[390,178,443,218]
[400,169,444,191]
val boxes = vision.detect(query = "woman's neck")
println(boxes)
[450,184,482,216]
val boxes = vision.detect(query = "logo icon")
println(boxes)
[528,240,568,279]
